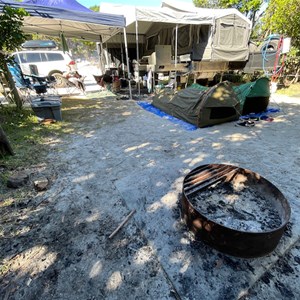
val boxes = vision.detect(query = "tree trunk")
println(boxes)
[291,67,300,84]
[251,11,256,29]
[0,53,23,110]
[0,125,14,156]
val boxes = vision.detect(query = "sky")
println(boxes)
[77,0,194,9]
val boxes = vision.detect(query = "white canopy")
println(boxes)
[100,3,218,48]
[100,3,215,40]
[100,2,252,63]
[161,0,252,26]
[100,2,251,37]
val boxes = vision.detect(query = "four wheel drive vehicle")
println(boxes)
[12,50,77,78]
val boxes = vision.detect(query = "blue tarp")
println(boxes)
[138,101,279,129]
[137,101,198,131]
[22,0,91,12]
[240,108,280,120]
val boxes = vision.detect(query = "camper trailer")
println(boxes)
[100,3,249,81]
[100,2,285,85]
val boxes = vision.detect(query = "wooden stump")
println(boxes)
[0,125,14,156]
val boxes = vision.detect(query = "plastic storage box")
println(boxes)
[31,97,62,121]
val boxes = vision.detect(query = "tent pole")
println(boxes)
[135,9,140,96]
[174,24,178,90]
[123,27,132,100]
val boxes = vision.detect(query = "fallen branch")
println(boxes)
[109,209,136,239]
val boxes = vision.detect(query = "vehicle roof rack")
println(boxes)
[21,40,58,50]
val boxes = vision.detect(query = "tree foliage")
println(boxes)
[0,6,28,64]
[262,0,300,48]
[261,0,300,81]
[193,0,219,7]
[0,6,28,109]
[193,0,263,25]
[89,5,100,12]
[219,0,262,15]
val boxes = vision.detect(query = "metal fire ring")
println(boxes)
[181,164,291,258]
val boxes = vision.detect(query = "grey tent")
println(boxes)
[152,82,241,128]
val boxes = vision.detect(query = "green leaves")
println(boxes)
[0,6,28,56]
[263,0,300,48]
[193,0,263,24]
[0,5,29,108]
[89,5,100,12]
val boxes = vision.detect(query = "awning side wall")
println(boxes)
[212,14,251,61]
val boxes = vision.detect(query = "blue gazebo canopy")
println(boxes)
[22,0,92,13]
[0,0,126,41]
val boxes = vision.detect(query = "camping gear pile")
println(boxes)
[152,77,271,128]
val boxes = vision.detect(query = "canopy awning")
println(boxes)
[0,0,126,41]
[100,2,251,45]
[161,0,252,27]
[101,3,215,36]
[22,0,92,13]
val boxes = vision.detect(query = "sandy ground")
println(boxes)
[1,91,300,299]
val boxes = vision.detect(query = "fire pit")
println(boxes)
[181,164,291,258]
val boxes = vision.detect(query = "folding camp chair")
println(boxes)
[52,73,86,95]
[1,64,33,104]
[27,74,58,96]
[2,63,59,104]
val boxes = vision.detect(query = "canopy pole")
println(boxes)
[98,36,105,75]
[123,27,132,100]
[105,42,110,67]
[120,37,125,78]
[174,24,178,90]
[103,43,109,69]
[135,8,140,96]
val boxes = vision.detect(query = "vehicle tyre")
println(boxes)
[48,70,62,77]
[258,40,279,52]
[52,73,66,88]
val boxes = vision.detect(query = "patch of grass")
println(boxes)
[276,83,300,97]
[1,106,58,170]
[0,98,104,190]
[61,98,104,123]
[0,197,14,208]
[0,262,9,276]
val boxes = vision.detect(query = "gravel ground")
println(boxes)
[1,92,300,299]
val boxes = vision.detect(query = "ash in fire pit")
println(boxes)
[190,181,282,232]
[181,164,291,258]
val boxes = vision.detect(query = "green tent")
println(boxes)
[152,77,270,128]
[233,77,270,115]
[152,81,241,128]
